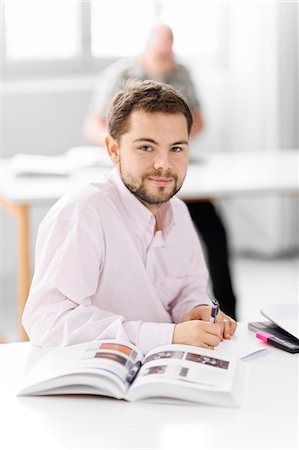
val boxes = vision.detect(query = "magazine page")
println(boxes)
[126,344,247,407]
[18,340,143,398]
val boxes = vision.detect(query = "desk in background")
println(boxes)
[1,150,298,340]
[0,324,298,450]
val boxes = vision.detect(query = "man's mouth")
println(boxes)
[147,177,174,186]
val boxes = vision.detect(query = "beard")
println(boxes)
[119,163,184,208]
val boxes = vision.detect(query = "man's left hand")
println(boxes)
[181,305,237,341]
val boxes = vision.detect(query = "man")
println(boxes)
[23,80,236,353]
[84,24,237,319]
[84,25,204,145]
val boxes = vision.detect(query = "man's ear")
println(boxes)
[105,134,120,164]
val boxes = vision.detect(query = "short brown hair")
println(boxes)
[107,79,193,142]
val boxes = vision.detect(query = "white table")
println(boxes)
[0,324,298,450]
[1,150,298,340]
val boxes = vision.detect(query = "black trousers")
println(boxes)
[187,201,237,320]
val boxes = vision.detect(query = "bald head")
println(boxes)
[147,24,174,56]
[142,24,175,76]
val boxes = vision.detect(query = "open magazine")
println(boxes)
[18,340,250,407]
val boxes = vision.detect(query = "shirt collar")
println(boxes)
[108,168,175,239]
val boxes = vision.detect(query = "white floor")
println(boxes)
[232,255,298,322]
[0,255,298,342]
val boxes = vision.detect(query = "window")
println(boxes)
[91,1,156,57]
[161,2,221,57]
[4,1,80,60]
[2,1,228,77]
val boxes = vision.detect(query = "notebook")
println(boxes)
[248,303,299,353]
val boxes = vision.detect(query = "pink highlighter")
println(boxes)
[256,331,295,352]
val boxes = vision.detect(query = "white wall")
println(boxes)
[190,1,299,257]
[3,80,91,157]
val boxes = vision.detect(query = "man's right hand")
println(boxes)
[172,320,221,349]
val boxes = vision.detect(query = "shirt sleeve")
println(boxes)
[88,59,131,117]
[22,211,174,354]
[173,64,201,111]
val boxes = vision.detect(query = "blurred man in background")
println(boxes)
[84,24,237,319]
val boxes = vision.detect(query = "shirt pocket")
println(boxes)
[155,276,185,311]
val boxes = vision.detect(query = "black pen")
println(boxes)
[210,297,220,323]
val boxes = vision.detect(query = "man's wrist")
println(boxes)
[181,304,211,322]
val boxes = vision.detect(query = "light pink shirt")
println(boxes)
[22,169,211,354]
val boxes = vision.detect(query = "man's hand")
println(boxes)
[173,320,221,349]
[181,305,237,341]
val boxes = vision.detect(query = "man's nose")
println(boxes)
[153,153,172,171]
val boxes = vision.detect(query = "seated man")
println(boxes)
[84,24,237,319]
[23,80,236,354]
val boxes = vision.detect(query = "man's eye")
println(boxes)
[140,145,153,152]
[170,146,183,153]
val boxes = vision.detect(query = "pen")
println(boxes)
[210,297,220,323]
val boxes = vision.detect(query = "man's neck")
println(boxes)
[136,198,162,231]
[139,199,161,217]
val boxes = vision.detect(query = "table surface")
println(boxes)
[1,150,298,204]
[0,324,298,450]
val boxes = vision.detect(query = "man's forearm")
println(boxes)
[23,297,175,354]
